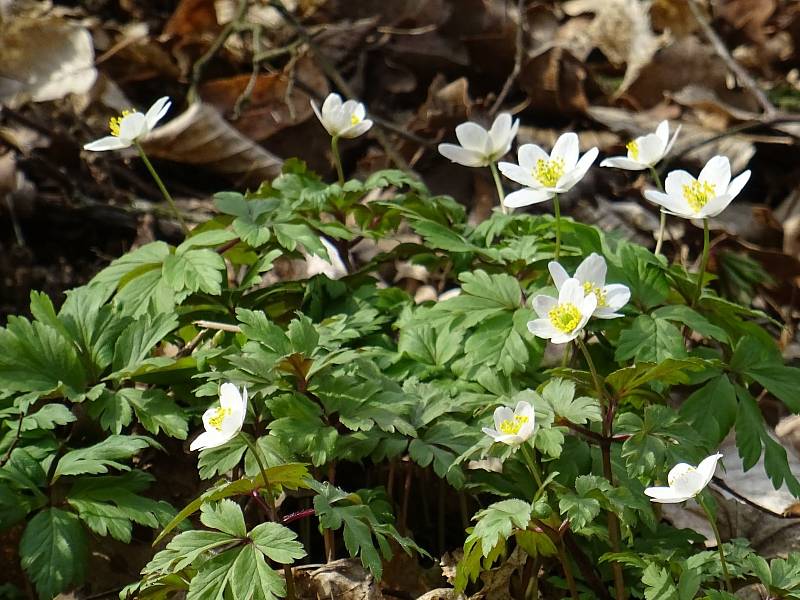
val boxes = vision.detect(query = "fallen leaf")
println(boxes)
[0,16,97,106]
[140,102,283,187]
[717,0,776,44]
[199,55,328,141]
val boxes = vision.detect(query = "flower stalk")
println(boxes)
[693,217,710,307]
[489,161,508,214]
[331,135,345,185]
[553,193,562,261]
[649,166,667,256]
[519,442,544,498]
[241,434,297,600]
[698,494,733,593]
[134,142,188,234]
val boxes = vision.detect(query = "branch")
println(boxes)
[688,0,775,116]
[490,0,526,116]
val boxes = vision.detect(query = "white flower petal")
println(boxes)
[602,284,630,312]
[455,122,489,152]
[340,119,372,139]
[84,136,131,151]
[663,170,695,199]
[118,112,147,141]
[551,330,580,344]
[503,188,553,208]
[560,278,584,306]
[600,156,648,171]
[644,486,690,503]
[698,194,734,218]
[219,383,242,410]
[322,93,342,115]
[488,113,512,154]
[190,430,228,451]
[482,427,501,440]
[726,170,751,200]
[696,453,723,489]
[636,133,665,165]
[699,155,731,192]
[551,132,579,170]
[575,253,606,286]
[144,96,171,131]
[518,144,549,169]
[439,144,487,167]
[532,294,558,318]
[527,318,557,339]
[664,124,681,157]
[499,162,538,187]
[643,189,689,217]
[557,147,597,191]
[655,120,669,147]
[548,261,570,290]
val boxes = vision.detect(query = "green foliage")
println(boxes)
[2,156,797,600]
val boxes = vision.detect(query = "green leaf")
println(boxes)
[20,508,88,599]
[67,471,174,543]
[615,315,687,363]
[187,547,241,600]
[53,435,157,482]
[197,434,248,480]
[0,316,87,400]
[741,364,800,413]
[469,499,533,551]
[200,499,247,537]
[111,312,179,377]
[176,229,238,252]
[735,385,800,496]
[680,375,737,446]
[651,305,729,343]
[21,404,76,431]
[618,242,669,309]
[462,310,531,375]
[249,522,307,563]
[558,475,607,532]
[92,241,170,289]
[541,378,601,424]
[229,545,286,600]
[398,323,462,368]
[607,359,705,397]
[155,463,311,544]
[641,563,678,600]
[163,248,226,296]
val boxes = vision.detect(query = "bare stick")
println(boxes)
[490,0,526,116]
[688,0,775,116]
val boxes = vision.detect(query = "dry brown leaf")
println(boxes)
[650,0,699,37]
[562,0,662,95]
[163,0,220,39]
[294,559,383,600]
[140,102,282,187]
[0,16,96,106]
[518,47,589,116]
[199,56,328,141]
[717,0,776,44]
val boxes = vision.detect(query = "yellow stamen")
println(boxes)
[548,303,581,333]
[534,157,565,187]
[108,109,136,137]
[682,180,716,212]
[350,113,361,125]
[208,406,231,431]
[583,281,607,307]
[499,415,529,435]
[626,140,640,161]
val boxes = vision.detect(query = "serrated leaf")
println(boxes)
[680,375,737,446]
[200,499,247,537]
[249,522,306,563]
[20,508,87,599]
[53,435,157,482]
[111,312,179,377]
[651,305,729,343]
[21,404,76,431]
[541,378,601,424]
[163,248,226,296]
[616,315,686,363]
[469,499,533,551]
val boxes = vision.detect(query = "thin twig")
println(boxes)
[188,0,251,103]
[490,0,526,116]
[688,0,775,116]
[0,414,24,467]
[193,320,242,333]
[711,477,796,519]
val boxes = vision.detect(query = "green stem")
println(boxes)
[553,193,562,261]
[489,161,508,215]
[331,135,344,185]
[692,218,710,307]
[698,495,733,593]
[241,434,297,600]
[649,166,666,256]
[519,442,545,500]
[576,337,604,401]
[134,142,188,234]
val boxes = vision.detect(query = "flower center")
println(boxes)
[626,140,639,161]
[499,415,529,435]
[109,109,136,137]
[208,406,231,431]
[534,157,565,187]
[548,303,581,333]
[682,180,716,212]
[350,113,361,126]
[583,281,607,307]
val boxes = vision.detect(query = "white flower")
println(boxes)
[600,120,680,171]
[527,278,597,344]
[311,93,373,139]
[482,400,536,446]
[548,253,630,319]
[498,132,598,208]
[643,156,750,219]
[645,453,722,504]
[84,97,171,152]
[190,383,248,451]
[438,113,520,168]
